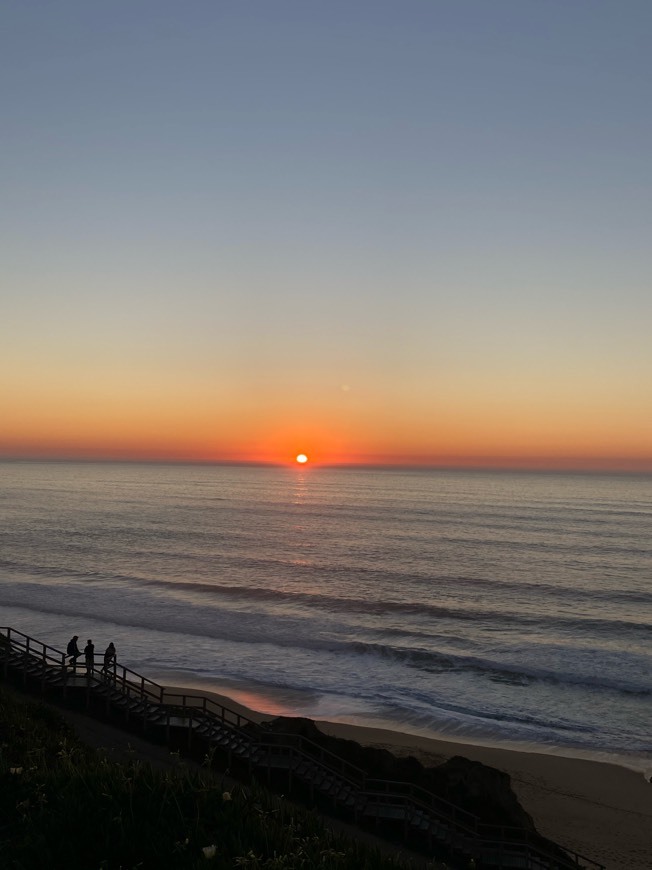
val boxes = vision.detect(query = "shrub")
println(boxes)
[0,686,415,869]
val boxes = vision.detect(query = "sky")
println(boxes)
[2,1,651,470]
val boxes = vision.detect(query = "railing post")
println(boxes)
[22,637,30,686]
[60,652,68,697]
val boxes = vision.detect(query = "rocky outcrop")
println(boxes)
[430,754,534,829]
[261,716,534,830]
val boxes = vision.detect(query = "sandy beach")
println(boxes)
[148,685,650,870]
[321,722,652,870]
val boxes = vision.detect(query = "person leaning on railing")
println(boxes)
[84,639,95,675]
[66,635,81,669]
[101,642,116,678]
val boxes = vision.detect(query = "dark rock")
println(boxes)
[263,717,532,830]
[259,716,575,862]
[431,755,534,829]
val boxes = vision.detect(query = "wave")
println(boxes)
[3,589,649,699]
[2,560,651,640]
[100,577,652,636]
[346,641,652,697]
[3,552,651,607]
[0,558,142,587]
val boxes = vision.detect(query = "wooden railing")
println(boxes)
[0,626,604,870]
[366,775,479,834]
[160,690,261,731]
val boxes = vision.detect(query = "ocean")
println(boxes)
[1,461,650,776]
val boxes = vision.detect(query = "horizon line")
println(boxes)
[1,455,651,476]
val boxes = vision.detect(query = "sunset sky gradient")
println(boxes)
[2,1,651,470]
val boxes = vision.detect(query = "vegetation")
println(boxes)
[0,685,421,869]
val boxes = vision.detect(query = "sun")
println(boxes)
[295,454,308,464]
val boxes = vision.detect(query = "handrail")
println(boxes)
[160,691,261,730]
[359,784,603,870]
[159,694,368,786]
[0,627,165,699]
[0,626,604,870]
[366,776,479,828]
[1,626,67,664]
[257,729,369,787]
[107,663,164,703]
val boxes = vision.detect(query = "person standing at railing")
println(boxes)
[101,642,116,678]
[84,639,95,675]
[66,635,81,670]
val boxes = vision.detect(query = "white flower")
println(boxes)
[10,767,23,775]
[202,844,217,859]
[222,791,232,801]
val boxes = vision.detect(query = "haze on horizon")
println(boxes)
[2,1,651,473]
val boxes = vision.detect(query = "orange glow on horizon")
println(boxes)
[1,379,651,473]
[1,436,650,473]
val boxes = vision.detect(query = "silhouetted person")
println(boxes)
[101,642,116,677]
[67,635,80,669]
[84,639,95,675]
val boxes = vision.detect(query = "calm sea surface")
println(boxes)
[1,461,650,774]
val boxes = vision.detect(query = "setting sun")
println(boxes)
[296,454,308,464]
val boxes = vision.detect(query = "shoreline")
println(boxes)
[159,674,652,776]
[163,682,652,870]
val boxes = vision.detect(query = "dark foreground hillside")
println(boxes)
[0,685,426,870]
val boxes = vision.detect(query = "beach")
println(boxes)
[152,685,650,870]
[323,724,652,870]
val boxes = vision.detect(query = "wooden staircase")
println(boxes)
[0,626,603,870]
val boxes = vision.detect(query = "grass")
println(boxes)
[0,684,431,869]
